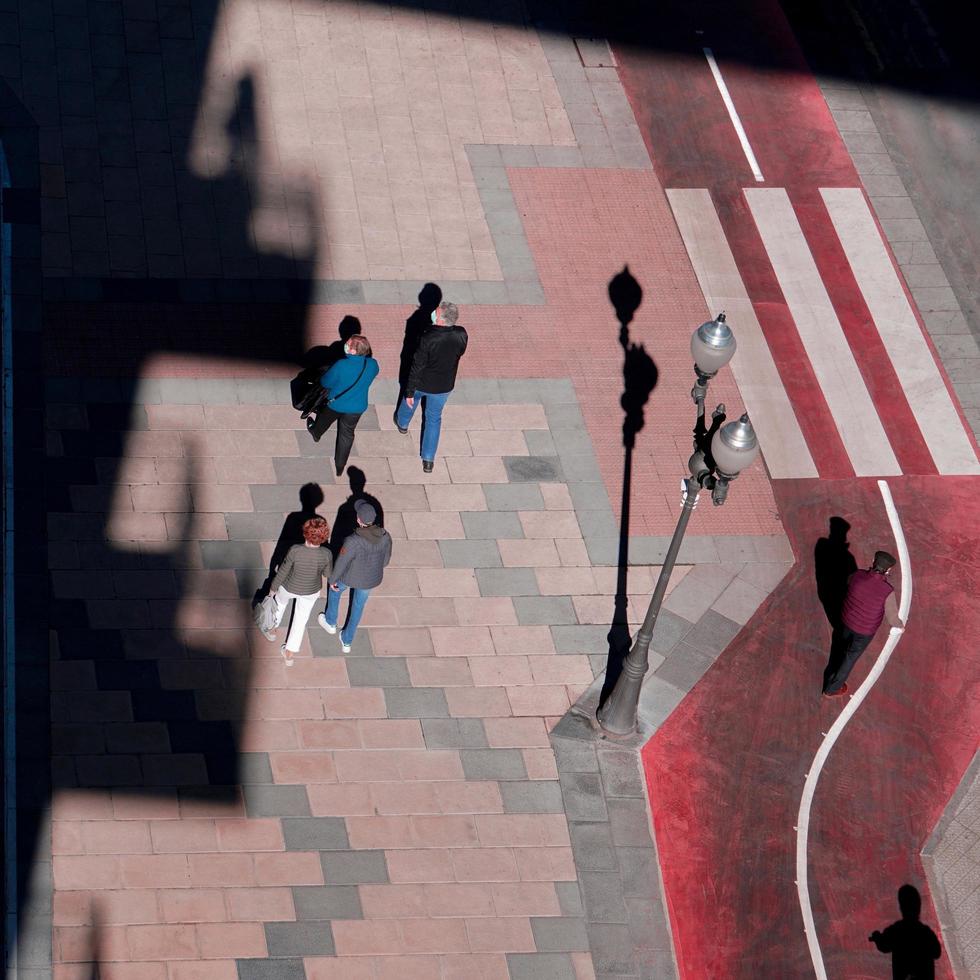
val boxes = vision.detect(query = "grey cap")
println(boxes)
[355,500,377,525]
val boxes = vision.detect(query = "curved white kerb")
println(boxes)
[795,480,912,979]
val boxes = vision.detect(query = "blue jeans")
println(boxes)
[396,389,451,461]
[325,582,373,645]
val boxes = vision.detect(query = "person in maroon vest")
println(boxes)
[823,550,903,697]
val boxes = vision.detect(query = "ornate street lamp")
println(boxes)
[597,314,760,736]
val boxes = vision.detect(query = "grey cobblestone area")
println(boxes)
[820,79,980,440]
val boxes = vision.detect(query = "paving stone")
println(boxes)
[346,657,412,688]
[514,596,577,626]
[681,609,740,656]
[384,687,450,718]
[291,885,363,920]
[225,513,282,541]
[626,896,673,950]
[606,798,654,848]
[237,960,307,980]
[501,780,565,812]
[580,871,630,923]
[438,540,502,568]
[636,676,686,730]
[531,916,591,952]
[320,850,389,884]
[310,624,373,658]
[551,625,611,655]
[483,483,546,511]
[243,785,311,818]
[555,881,585,917]
[654,641,715,691]
[560,771,609,821]
[597,749,645,798]
[504,456,564,483]
[476,568,540,597]
[649,609,694,657]
[586,922,637,975]
[200,541,263,569]
[264,921,336,957]
[552,737,599,773]
[617,846,663,899]
[274,457,336,485]
[240,752,275,784]
[506,952,579,980]
[461,511,525,539]
[568,822,618,871]
[421,718,488,749]
[461,748,528,780]
[281,817,350,850]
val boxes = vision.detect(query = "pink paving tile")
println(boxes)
[298,720,361,750]
[489,625,556,654]
[369,782,442,816]
[187,854,256,888]
[497,539,561,567]
[535,566,597,595]
[148,820,217,854]
[126,924,199,960]
[488,404,548,430]
[475,814,571,848]
[468,656,533,688]
[465,916,536,952]
[157,889,226,924]
[450,847,520,883]
[304,957,376,980]
[490,881,562,916]
[513,846,578,881]
[539,482,576,510]
[433,781,504,815]
[270,751,338,783]
[453,597,517,626]
[321,688,387,718]
[407,657,474,688]
[385,848,455,884]
[483,717,551,748]
[397,917,470,955]
[446,457,508,483]
[359,883,428,918]
[507,685,570,717]
[168,963,240,980]
[424,484,488,511]
[332,919,403,955]
[440,952,511,980]
[308,783,375,816]
[345,816,416,849]
[411,815,480,848]
[225,887,295,921]
[556,538,591,566]
[195,921,267,958]
[417,568,480,597]
[430,626,495,657]
[357,719,426,749]
[253,852,323,886]
[402,511,465,540]
[423,882,496,918]
[370,626,435,656]
[120,855,191,889]
[467,430,529,456]
[519,511,581,539]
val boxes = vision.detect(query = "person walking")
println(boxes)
[265,516,332,666]
[823,549,903,697]
[395,300,467,473]
[307,334,379,477]
[318,500,391,653]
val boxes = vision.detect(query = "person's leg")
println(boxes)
[395,394,419,430]
[272,586,293,628]
[285,592,318,653]
[334,412,362,474]
[341,587,373,646]
[420,390,450,461]
[823,627,873,693]
[310,405,340,441]
[322,582,346,628]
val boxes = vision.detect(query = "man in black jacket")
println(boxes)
[395,300,468,472]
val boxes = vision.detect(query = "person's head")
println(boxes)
[872,550,896,574]
[354,500,377,527]
[344,334,372,357]
[431,301,459,327]
[302,516,330,546]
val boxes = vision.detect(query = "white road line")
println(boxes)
[745,187,902,476]
[796,479,911,980]
[703,48,765,183]
[667,188,818,479]
[821,188,980,476]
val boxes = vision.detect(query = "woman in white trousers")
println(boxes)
[264,516,332,665]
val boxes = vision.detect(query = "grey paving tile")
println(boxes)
[506,280,546,305]
[506,952,579,980]
[577,510,619,540]
[236,378,287,405]
[250,485,308,511]
[483,483,545,511]
[225,513,282,541]
[558,454,604,482]
[626,896,673,950]
[500,780,565,812]
[524,430,557,455]
[531,916,591,952]
[421,718,488,749]
[243,785,311,818]
[438,539,501,568]
[237,960,306,980]
[580,871,629,923]
[362,281,404,304]
[273,457,332,485]
[649,609,694,657]
[552,625,611,655]
[560,771,609,821]
[239,753,274,784]
[500,145,538,166]
[586,923,638,975]
[681,609,740,656]
[514,596,577,626]
[281,817,350,850]
[461,511,525,539]
[310,280,365,304]
[384,687,449,718]
[568,820,619,868]
[461,748,527,781]
[597,749,645,799]
[606,798,654,848]
[552,736,599,773]
[618,846,664,900]
[450,379,502,403]
[475,567,540,597]
[555,881,585,917]
[636,676,686,730]
[346,657,412,688]
[263,921,335,956]
[320,850,389,884]
[503,455,564,483]
[291,885,363,920]
[499,379,576,404]
[545,402,586,429]
[567,482,613,512]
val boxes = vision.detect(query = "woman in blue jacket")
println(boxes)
[307,334,380,476]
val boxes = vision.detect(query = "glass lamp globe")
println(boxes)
[711,413,760,476]
[691,313,736,376]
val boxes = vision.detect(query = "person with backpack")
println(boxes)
[317,500,391,653]
[264,516,332,666]
[307,334,379,477]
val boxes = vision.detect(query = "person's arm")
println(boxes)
[320,361,342,391]
[382,532,392,568]
[330,538,355,585]
[405,335,430,401]
[884,590,904,629]
[457,326,468,357]
[270,547,295,593]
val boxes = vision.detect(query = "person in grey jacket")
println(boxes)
[266,516,332,665]
[317,500,391,652]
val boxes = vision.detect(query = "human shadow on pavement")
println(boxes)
[869,884,942,979]
[292,316,362,409]
[398,282,442,405]
[599,267,658,705]
[815,516,858,629]
[330,466,386,559]
[255,483,326,604]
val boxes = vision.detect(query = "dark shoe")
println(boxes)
[393,410,408,434]
[422,459,434,473]
[306,417,321,443]
[823,683,849,698]
[335,465,344,477]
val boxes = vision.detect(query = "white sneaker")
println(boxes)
[318,613,336,634]
[340,635,352,653]
[261,627,277,642]
[280,643,294,667]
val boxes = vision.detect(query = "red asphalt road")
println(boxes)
[616,2,980,976]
